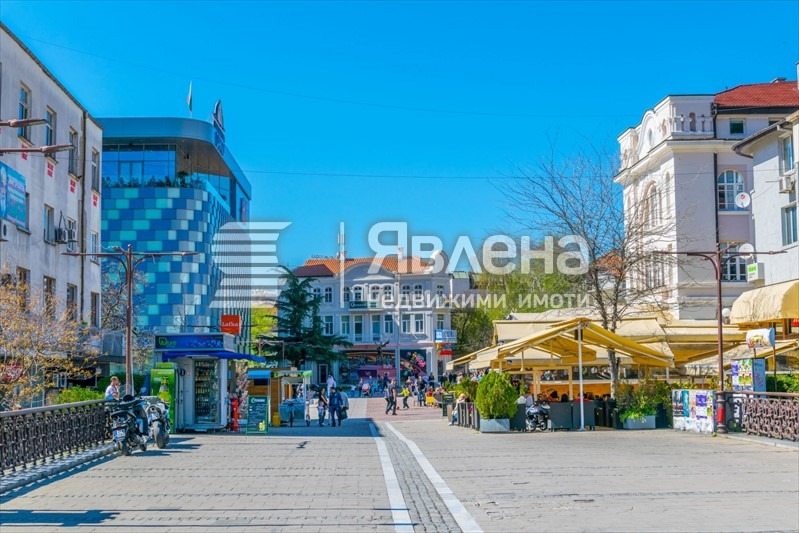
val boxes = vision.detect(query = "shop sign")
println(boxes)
[349,301,378,309]
[434,329,457,343]
[747,263,764,282]
[1,161,27,226]
[154,333,234,352]
[220,314,242,335]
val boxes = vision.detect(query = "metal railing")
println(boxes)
[725,391,799,442]
[0,399,110,475]
[454,402,480,430]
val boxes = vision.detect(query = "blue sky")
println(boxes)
[2,1,797,268]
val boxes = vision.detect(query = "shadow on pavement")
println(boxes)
[0,454,117,501]
[265,416,375,438]
[0,509,119,526]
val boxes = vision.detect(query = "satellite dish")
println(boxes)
[738,243,755,260]
[734,192,751,209]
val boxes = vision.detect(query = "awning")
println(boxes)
[730,280,799,326]
[160,351,267,363]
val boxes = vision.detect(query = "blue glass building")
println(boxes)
[99,110,252,349]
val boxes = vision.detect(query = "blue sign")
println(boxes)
[434,329,457,343]
[154,333,234,352]
[0,161,26,226]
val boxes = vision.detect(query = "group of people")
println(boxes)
[315,375,350,427]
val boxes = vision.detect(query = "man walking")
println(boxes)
[328,386,342,427]
[384,381,392,414]
[388,379,398,415]
[326,374,336,396]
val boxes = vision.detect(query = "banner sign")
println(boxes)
[434,329,457,343]
[0,161,27,226]
[746,328,775,349]
[220,314,242,335]
[154,333,235,352]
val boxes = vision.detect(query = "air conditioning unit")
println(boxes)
[0,219,10,242]
[778,175,796,193]
[67,228,78,242]
[54,228,68,243]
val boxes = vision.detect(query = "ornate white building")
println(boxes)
[614,79,799,319]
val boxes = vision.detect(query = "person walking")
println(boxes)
[384,382,392,414]
[326,374,336,396]
[401,385,410,409]
[328,387,342,427]
[389,379,398,415]
[339,388,350,425]
[317,389,328,426]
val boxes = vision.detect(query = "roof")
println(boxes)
[714,80,799,109]
[292,256,431,277]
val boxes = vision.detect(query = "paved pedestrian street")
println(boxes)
[1,398,797,532]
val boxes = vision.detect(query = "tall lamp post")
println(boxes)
[656,244,784,433]
[64,244,197,395]
[1,118,74,156]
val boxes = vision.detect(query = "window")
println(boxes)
[90,231,99,262]
[343,286,351,302]
[436,284,445,296]
[353,286,363,301]
[66,218,77,252]
[90,292,99,327]
[68,129,78,175]
[323,316,333,335]
[312,287,321,300]
[17,267,30,308]
[722,245,747,282]
[43,205,55,242]
[324,286,333,303]
[383,285,393,302]
[414,313,424,334]
[688,112,696,132]
[353,316,363,342]
[401,314,411,334]
[642,184,661,229]
[66,284,77,321]
[370,285,380,301]
[91,149,100,190]
[436,314,445,331]
[371,315,381,341]
[779,136,795,175]
[401,284,410,304]
[43,276,56,317]
[729,120,744,135]
[783,204,798,245]
[18,85,31,141]
[717,170,744,210]
[413,284,423,297]
[384,314,394,335]
[45,108,56,146]
[340,316,350,336]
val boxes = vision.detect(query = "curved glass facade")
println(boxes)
[100,118,252,349]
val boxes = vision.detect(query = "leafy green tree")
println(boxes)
[261,267,349,368]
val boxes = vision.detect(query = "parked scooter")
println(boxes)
[110,393,150,456]
[525,401,550,432]
[144,396,170,449]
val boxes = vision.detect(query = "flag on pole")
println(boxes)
[187,82,193,116]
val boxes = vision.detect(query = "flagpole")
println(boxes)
[187,81,193,118]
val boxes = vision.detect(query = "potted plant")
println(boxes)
[475,371,518,433]
[618,382,657,430]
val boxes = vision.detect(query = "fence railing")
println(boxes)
[455,402,480,430]
[0,399,110,475]
[725,391,799,442]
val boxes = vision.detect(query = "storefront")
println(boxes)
[154,333,265,432]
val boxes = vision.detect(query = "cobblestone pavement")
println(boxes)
[2,398,797,532]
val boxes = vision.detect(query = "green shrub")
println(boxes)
[55,386,104,404]
[617,381,658,423]
[475,372,517,420]
[766,373,799,393]
[453,379,478,402]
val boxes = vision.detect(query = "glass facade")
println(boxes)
[101,129,252,350]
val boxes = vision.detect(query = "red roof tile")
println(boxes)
[714,81,799,108]
[293,256,431,277]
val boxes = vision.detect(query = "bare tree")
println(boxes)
[101,262,153,374]
[501,144,677,395]
[0,278,99,409]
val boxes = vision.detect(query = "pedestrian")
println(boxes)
[401,385,410,409]
[357,378,364,398]
[339,388,350,424]
[389,379,398,415]
[105,376,120,401]
[384,381,392,414]
[326,374,336,396]
[317,389,328,426]
[328,386,342,427]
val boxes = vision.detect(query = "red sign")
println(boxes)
[92,193,99,207]
[21,145,28,160]
[439,349,453,357]
[792,318,799,327]
[69,179,77,193]
[47,161,54,177]
[220,314,242,335]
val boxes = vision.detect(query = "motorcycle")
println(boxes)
[110,394,150,456]
[525,401,550,432]
[144,396,170,449]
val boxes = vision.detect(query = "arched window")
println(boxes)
[383,285,393,299]
[370,285,380,301]
[717,170,744,210]
[722,244,747,282]
[642,183,660,229]
[689,112,696,132]
[312,287,321,299]
[353,286,363,301]
[413,284,423,298]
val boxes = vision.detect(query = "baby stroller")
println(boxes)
[525,401,550,432]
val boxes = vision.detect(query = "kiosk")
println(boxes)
[154,333,265,432]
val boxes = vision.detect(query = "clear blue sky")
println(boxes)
[2,1,797,268]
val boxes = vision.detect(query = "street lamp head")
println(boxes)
[39,143,74,154]
[0,118,47,128]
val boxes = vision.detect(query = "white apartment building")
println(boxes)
[291,254,468,383]
[614,79,799,319]
[0,23,103,329]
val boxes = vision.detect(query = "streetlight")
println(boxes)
[656,244,785,433]
[0,143,74,156]
[64,244,198,395]
[0,118,48,128]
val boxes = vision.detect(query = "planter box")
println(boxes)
[623,415,656,430]
[479,418,510,433]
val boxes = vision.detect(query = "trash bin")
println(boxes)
[442,393,455,417]
[510,403,527,431]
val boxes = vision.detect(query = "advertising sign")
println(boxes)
[746,328,776,349]
[434,330,458,343]
[400,349,427,381]
[0,161,27,226]
[154,333,235,352]
[672,389,714,434]
[150,366,178,433]
[732,358,766,392]
[220,314,242,335]
[246,395,269,435]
